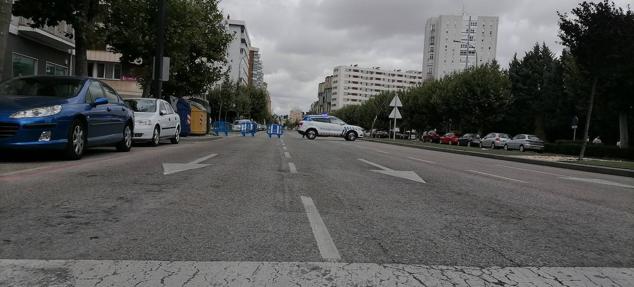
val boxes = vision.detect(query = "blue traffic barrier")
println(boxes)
[212,121,230,136]
[240,121,257,137]
[267,124,284,138]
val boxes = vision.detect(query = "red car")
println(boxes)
[421,130,441,143]
[439,132,460,145]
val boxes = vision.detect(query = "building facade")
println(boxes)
[316,65,423,111]
[422,15,498,80]
[2,16,74,81]
[248,47,264,89]
[289,109,303,124]
[225,19,251,86]
[86,50,143,98]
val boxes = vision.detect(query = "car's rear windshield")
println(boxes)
[124,99,156,113]
[528,135,541,141]
[0,77,83,98]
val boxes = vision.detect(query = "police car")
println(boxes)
[297,115,365,141]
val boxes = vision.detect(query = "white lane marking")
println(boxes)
[358,158,392,170]
[280,139,286,146]
[466,170,528,183]
[497,165,564,177]
[407,157,436,164]
[283,146,288,150]
[284,152,292,159]
[561,177,634,189]
[288,162,297,173]
[300,196,341,261]
[372,149,389,154]
[189,153,218,164]
[4,260,631,287]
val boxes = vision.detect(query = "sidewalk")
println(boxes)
[180,134,224,142]
[364,138,634,177]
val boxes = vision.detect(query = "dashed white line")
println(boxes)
[300,196,341,261]
[407,157,436,164]
[497,165,564,177]
[466,170,528,183]
[284,152,292,159]
[282,146,288,150]
[561,177,634,189]
[288,162,297,174]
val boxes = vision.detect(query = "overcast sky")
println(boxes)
[218,0,631,115]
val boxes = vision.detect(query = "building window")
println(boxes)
[88,62,122,80]
[45,62,68,76]
[12,53,38,77]
[114,64,122,79]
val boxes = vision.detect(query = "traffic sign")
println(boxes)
[389,96,403,108]
[388,107,402,119]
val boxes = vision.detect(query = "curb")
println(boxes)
[363,138,634,178]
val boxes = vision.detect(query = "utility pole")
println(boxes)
[465,15,471,69]
[0,0,13,81]
[153,0,167,99]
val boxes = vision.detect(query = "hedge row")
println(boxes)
[544,143,634,160]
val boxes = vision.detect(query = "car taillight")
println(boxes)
[299,122,303,127]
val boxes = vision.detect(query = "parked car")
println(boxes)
[421,130,441,143]
[439,132,459,145]
[480,132,511,149]
[504,134,544,152]
[297,115,364,141]
[373,130,389,138]
[124,98,180,146]
[458,133,481,147]
[0,76,134,159]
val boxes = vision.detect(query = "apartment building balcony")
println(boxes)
[12,16,74,52]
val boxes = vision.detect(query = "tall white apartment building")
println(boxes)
[225,19,251,85]
[325,65,423,110]
[422,15,498,80]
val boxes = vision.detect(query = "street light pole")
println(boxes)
[153,0,167,100]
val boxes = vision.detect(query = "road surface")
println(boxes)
[1,133,633,286]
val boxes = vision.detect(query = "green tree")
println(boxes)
[558,0,630,159]
[103,0,231,98]
[506,43,562,139]
[12,0,102,76]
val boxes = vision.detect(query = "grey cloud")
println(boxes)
[219,0,631,114]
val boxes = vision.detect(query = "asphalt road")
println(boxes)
[1,133,633,286]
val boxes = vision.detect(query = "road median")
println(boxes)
[364,138,634,177]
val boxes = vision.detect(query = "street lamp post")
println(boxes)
[153,0,167,100]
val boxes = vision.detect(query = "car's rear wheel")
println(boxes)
[64,120,86,160]
[116,124,133,152]
[306,129,317,140]
[519,145,525,152]
[171,126,180,144]
[346,131,358,141]
[151,126,160,146]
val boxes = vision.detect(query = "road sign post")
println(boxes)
[389,96,403,140]
[571,116,579,141]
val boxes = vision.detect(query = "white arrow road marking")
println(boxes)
[358,159,426,183]
[466,170,527,183]
[560,177,634,189]
[301,196,341,261]
[162,153,217,175]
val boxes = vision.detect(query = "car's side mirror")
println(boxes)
[94,97,108,106]
[160,110,167,116]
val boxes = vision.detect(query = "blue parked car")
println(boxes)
[0,76,135,160]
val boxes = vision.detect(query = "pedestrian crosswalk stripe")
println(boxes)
[1,259,632,286]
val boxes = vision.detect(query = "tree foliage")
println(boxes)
[102,0,232,98]
[206,78,271,124]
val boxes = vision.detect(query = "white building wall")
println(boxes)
[329,66,423,110]
[423,15,498,80]
[226,19,251,86]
